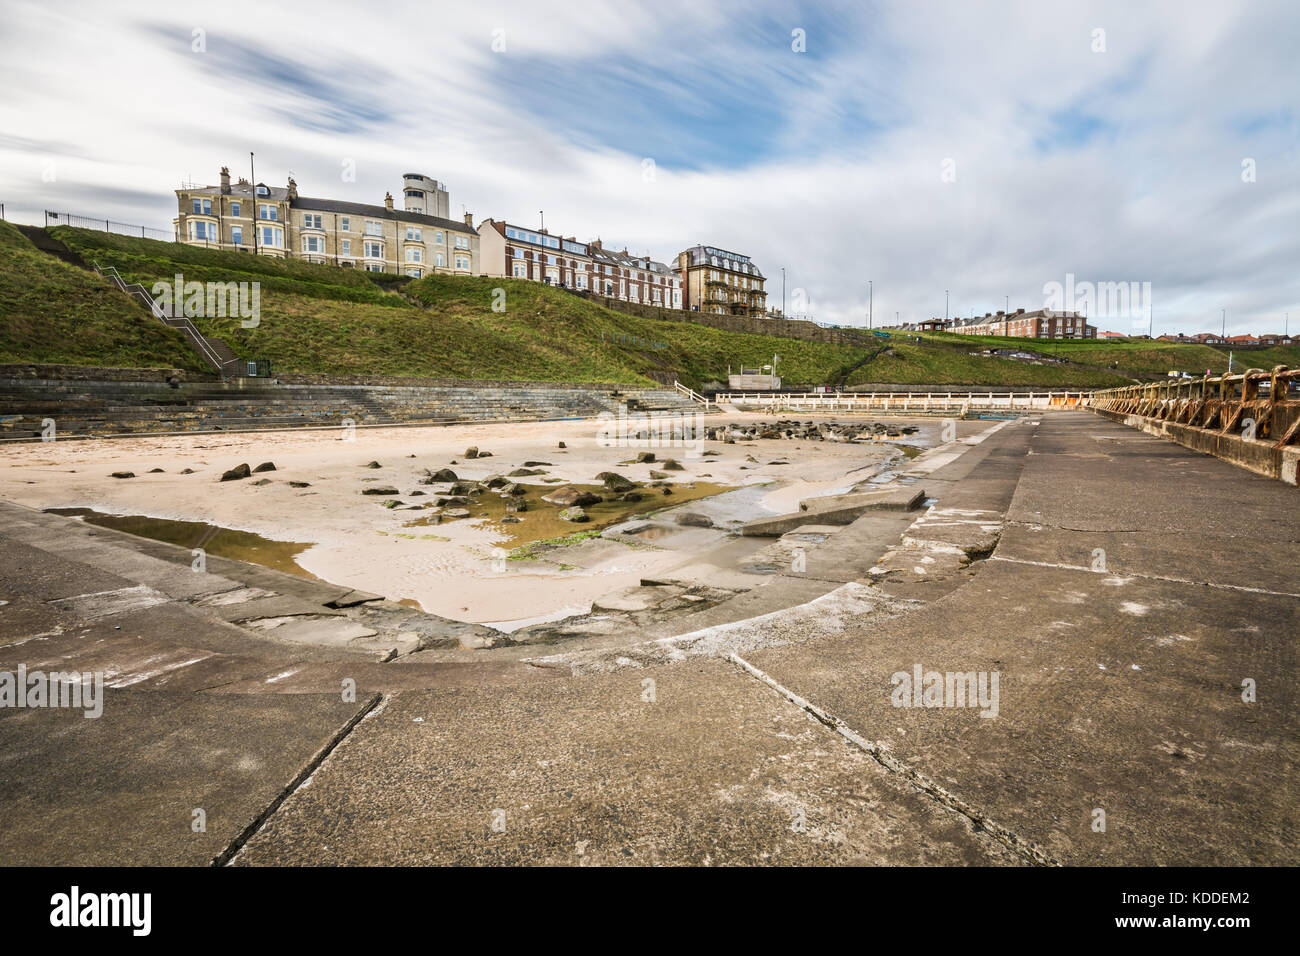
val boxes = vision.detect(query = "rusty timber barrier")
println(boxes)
[1087,365,1300,486]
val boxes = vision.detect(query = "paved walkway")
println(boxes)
[1,412,1294,865]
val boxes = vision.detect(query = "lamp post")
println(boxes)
[869,279,873,329]
[945,290,949,323]
[250,152,257,256]
[781,267,786,318]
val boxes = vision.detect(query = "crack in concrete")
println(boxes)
[727,652,1059,867]
[212,691,383,866]
[989,555,1300,599]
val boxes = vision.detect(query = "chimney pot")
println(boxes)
[384,191,394,211]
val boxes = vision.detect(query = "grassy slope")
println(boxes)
[0,221,205,370]
[40,226,1150,387]
[918,331,1300,378]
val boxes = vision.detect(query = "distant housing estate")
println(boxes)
[893,309,1096,339]
[1157,332,1293,346]
[175,167,479,277]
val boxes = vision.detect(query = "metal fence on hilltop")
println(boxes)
[44,210,175,242]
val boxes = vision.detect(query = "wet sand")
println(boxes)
[0,415,928,626]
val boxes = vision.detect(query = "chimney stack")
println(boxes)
[463,211,473,226]
[384,192,394,211]
[220,166,231,194]
[287,177,298,200]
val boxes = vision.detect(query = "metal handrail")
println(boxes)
[91,260,239,377]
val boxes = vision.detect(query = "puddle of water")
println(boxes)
[402,481,733,546]
[46,508,317,580]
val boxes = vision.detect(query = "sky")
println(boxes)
[1,0,1296,335]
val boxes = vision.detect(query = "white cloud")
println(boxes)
[0,0,1294,334]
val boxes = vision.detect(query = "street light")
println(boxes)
[869,280,873,329]
[781,267,786,318]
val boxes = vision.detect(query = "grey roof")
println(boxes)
[180,182,289,201]
[292,197,473,234]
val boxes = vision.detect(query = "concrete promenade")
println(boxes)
[0,411,1294,865]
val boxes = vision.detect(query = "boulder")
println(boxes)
[289,481,311,488]
[505,499,528,513]
[542,485,602,507]
[365,461,382,469]
[485,475,510,489]
[430,468,457,482]
[252,478,272,486]
[252,462,276,473]
[501,515,522,524]
[362,486,400,496]
[635,452,656,463]
[558,506,589,523]
[648,470,668,480]
[464,447,479,459]
[620,491,643,502]
[557,441,566,449]
[443,508,471,518]
[522,461,552,467]
[180,468,195,474]
[110,471,135,479]
[148,468,164,474]
[509,468,544,476]
[220,464,251,482]
[596,472,636,493]
[676,512,713,527]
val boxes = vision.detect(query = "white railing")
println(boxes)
[714,390,1090,413]
[673,380,715,408]
[91,261,239,377]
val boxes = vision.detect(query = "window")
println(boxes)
[511,247,522,259]
[364,220,383,236]
[434,231,443,243]
[260,225,282,247]
[455,236,470,249]
[340,217,350,232]
[230,201,240,217]
[340,239,351,256]
[455,255,469,270]
[575,273,586,290]
[406,247,421,263]
[303,213,323,229]
[405,268,421,278]
[364,240,383,258]
[256,185,269,196]
[190,221,213,241]
[436,253,444,267]
[405,189,424,199]
[365,262,385,273]
[258,204,278,221]
[231,225,243,246]
[512,262,526,278]
[406,227,422,241]
[303,235,323,253]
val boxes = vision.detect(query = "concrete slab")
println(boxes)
[0,689,372,865]
[233,661,1019,866]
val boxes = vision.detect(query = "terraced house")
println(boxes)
[675,245,767,316]
[174,167,479,278]
[477,219,681,307]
